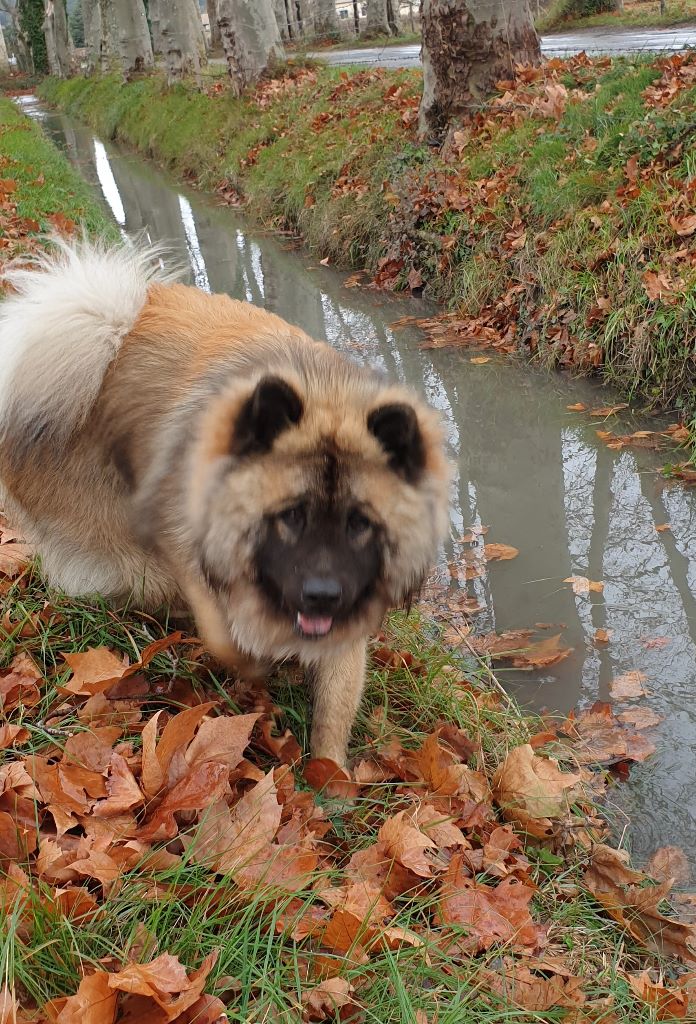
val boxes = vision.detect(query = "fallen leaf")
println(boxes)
[108,950,218,1021]
[610,671,648,700]
[655,523,671,532]
[617,707,663,730]
[304,759,359,799]
[589,404,628,417]
[481,957,585,1011]
[44,970,117,1024]
[506,634,572,670]
[470,356,491,364]
[566,403,587,412]
[626,970,690,1020]
[483,543,519,562]
[185,712,259,769]
[669,213,696,237]
[563,702,655,765]
[492,744,581,839]
[138,761,230,841]
[593,628,612,643]
[302,977,361,1022]
[60,648,129,696]
[188,771,281,873]
[647,846,690,886]
[564,576,604,595]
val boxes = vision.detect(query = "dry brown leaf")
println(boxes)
[593,628,613,644]
[564,576,604,595]
[492,744,581,838]
[481,958,585,1011]
[302,977,361,1022]
[185,712,259,769]
[108,950,218,1021]
[610,670,648,700]
[584,845,696,962]
[0,651,42,712]
[44,970,117,1024]
[566,403,587,412]
[470,356,491,364]
[60,648,129,696]
[304,759,360,799]
[483,543,519,562]
[589,404,628,417]
[647,846,691,886]
[626,970,690,1020]
[506,634,572,670]
[669,213,696,237]
[138,762,230,841]
[438,855,543,952]
[189,771,281,873]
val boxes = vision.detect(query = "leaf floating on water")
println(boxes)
[589,403,628,417]
[655,523,671,532]
[563,701,656,766]
[593,628,613,644]
[483,543,519,562]
[564,576,604,595]
[618,707,663,730]
[470,356,491,364]
[646,846,691,886]
[566,402,587,412]
[610,670,648,701]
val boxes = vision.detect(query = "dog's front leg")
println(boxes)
[308,640,367,766]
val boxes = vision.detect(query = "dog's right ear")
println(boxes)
[231,376,304,456]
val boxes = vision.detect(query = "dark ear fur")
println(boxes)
[367,402,425,483]
[232,376,303,457]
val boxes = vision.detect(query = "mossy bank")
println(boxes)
[39,61,696,447]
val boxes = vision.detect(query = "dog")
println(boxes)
[0,238,450,764]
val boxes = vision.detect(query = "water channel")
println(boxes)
[19,94,696,872]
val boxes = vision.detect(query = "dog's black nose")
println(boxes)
[301,576,342,611]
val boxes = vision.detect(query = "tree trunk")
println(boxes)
[362,0,389,36]
[418,0,541,139]
[313,0,339,38]
[206,0,221,49]
[352,0,360,35]
[43,0,72,77]
[217,0,284,95]
[0,21,9,72]
[386,0,400,34]
[150,0,205,84]
[106,0,153,77]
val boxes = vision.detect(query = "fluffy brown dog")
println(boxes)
[0,239,450,763]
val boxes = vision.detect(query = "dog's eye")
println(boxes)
[347,510,372,537]
[278,505,305,531]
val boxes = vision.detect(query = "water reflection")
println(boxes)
[22,96,696,868]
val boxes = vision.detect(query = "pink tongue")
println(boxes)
[297,613,333,636]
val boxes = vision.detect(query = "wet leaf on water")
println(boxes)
[646,846,691,886]
[564,576,604,595]
[617,707,663,730]
[563,701,655,766]
[588,403,628,417]
[593,628,612,644]
[566,403,586,412]
[655,523,671,532]
[470,356,491,364]
[610,670,648,701]
[483,543,519,562]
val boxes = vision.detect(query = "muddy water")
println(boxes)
[21,95,696,869]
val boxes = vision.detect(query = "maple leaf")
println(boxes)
[44,971,117,1024]
[561,701,655,766]
[669,213,696,237]
[304,758,360,799]
[584,845,696,962]
[481,957,585,1012]
[301,977,362,1022]
[564,576,604,595]
[438,855,544,952]
[0,651,42,712]
[138,761,230,841]
[626,970,692,1019]
[610,670,648,700]
[108,950,218,1021]
[646,846,690,886]
[492,744,581,839]
[188,771,281,874]
[483,543,519,562]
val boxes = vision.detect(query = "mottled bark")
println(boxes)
[418,0,541,139]
[150,0,205,84]
[81,0,100,71]
[0,21,9,71]
[386,0,400,34]
[217,0,284,95]
[313,0,339,38]
[105,0,153,77]
[206,0,221,49]
[361,0,389,36]
[43,0,72,77]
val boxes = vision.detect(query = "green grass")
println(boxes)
[538,0,696,31]
[0,97,115,241]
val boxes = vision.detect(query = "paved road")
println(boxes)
[310,25,696,67]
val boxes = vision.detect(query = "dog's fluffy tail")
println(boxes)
[0,234,177,441]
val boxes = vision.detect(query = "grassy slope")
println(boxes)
[539,0,696,32]
[0,97,115,242]
[39,61,696,448]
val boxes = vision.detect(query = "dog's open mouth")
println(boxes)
[296,612,333,637]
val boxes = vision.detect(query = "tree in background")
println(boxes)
[149,0,205,84]
[217,0,283,94]
[43,0,73,76]
[0,17,9,70]
[80,0,98,67]
[18,0,48,71]
[206,0,220,49]
[361,0,400,38]
[313,0,339,39]
[99,0,153,76]
[418,0,541,139]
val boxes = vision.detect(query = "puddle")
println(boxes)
[19,95,696,871]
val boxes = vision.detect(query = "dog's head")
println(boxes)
[190,362,450,656]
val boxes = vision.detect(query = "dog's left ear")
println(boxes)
[367,402,425,483]
[232,376,304,456]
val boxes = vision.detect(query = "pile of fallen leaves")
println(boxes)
[3,513,696,1021]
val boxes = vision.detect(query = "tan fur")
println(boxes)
[0,244,450,763]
